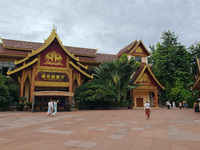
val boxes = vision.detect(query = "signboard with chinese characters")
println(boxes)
[40,39,67,68]
[36,72,69,82]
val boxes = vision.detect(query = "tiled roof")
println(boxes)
[131,62,146,82]
[0,43,28,56]
[1,39,97,57]
[79,53,116,63]
[65,46,97,57]
[116,40,138,58]
[2,39,43,50]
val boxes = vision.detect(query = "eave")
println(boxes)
[7,58,38,75]
[69,61,93,79]
[77,62,88,69]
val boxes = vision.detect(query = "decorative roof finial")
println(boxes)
[53,24,57,32]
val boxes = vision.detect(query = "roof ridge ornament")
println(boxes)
[53,24,57,32]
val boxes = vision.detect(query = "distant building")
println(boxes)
[0,29,164,108]
[192,57,200,91]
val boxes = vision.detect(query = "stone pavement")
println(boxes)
[0,108,200,150]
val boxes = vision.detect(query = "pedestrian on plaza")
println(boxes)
[166,101,170,109]
[144,101,151,119]
[179,102,182,110]
[194,102,199,113]
[169,102,172,109]
[184,102,187,109]
[52,100,59,116]
[47,99,53,117]
[172,101,176,110]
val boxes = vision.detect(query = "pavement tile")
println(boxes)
[170,144,190,150]
[1,108,200,150]
[63,140,82,147]
[107,134,124,139]
[36,129,74,135]
[76,141,98,148]
[132,127,144,131]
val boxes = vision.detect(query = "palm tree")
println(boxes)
[94,54,140,104]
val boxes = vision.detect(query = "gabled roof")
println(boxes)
[132,62,164,90]
[22,29,79,62]
[116,40,137,58]
[116,40,151,58]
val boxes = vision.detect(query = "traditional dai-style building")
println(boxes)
[192,57,200,91]
[0,29,164,109]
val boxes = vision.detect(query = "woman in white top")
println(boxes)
[47,100,53,116]
[144,101,151,119]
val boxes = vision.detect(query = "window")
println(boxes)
[135,56,141,62]
[0,61,15,75]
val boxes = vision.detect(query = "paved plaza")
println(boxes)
[0,108,200,150]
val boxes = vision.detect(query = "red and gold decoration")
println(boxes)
[40,39,66,68]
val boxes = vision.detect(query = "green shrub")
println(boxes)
[19,97,27,102]
[17,103,25,111]
[25,101,31,106]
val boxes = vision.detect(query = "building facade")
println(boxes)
[0,29,164,108]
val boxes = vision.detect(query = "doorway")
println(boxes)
[136,98,143,107]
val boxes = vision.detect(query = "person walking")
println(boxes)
[166,101,170,109]
[144,101,151,119]
[194,102,199,113]
[172,101,176,110]
[47,100,53,117]
[53,100,59,116]
[179,102,182,110]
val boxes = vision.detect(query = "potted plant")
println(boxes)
[25,101,32,110]
[19,97,27,103]
[17,103,25,111]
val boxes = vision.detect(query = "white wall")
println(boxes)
[142,57,148,63]
[134,91,150,107]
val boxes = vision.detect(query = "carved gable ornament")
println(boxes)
[135,46,144,53]
[44,50,63,66]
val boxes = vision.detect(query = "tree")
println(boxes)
[74,79,117,109]
[0,75,20,110]
[149,30,192,104]
[94,54,140,104]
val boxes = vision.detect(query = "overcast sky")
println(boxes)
[0,0,200,54]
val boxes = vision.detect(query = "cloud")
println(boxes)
[1,0,200,54]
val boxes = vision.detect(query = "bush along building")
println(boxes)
[0,29,164,109]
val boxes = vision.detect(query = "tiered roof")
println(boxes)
[1,30,164,90]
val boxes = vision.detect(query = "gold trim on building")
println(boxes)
[69,61,93,79]
[7,58,38,75]
[35,81,69,87]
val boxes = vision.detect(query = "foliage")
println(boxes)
[93,54,140,104]
[25,101,31,106]
[19,97,27,102]
[148,30,198,106]
[74,79,117,109]
[17,103,25,111]
[0,75,20,110]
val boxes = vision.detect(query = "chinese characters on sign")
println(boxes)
[36,72,69,82]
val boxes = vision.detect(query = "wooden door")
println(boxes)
[136,98,143,107]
